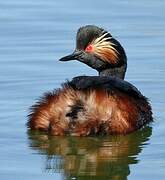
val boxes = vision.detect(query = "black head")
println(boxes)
[59,25,127,79]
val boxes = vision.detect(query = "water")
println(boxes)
[0,0,165,179]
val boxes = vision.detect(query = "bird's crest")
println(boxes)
[85,32,119,64]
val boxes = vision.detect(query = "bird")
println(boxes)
[27,25,152,136]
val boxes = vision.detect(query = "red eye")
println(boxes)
[85,44,93,53]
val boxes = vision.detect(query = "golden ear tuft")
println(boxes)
[90,32,119,64]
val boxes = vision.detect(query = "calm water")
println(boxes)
[0,1,165,179]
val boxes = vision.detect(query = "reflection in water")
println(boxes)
[28,126,152,179]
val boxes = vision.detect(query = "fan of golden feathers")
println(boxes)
[85,32,119,64]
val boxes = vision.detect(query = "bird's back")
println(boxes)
[28,76,152,136]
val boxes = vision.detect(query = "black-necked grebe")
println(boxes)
[27,25,152,136]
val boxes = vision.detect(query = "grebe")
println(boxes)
[28,25,152,136]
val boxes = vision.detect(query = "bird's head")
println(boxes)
[59,25,127,79]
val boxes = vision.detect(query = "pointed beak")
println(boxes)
[59,50,83,62]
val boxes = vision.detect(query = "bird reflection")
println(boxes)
[27,126,152,180]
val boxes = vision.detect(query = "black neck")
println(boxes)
[99,65,127,79]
